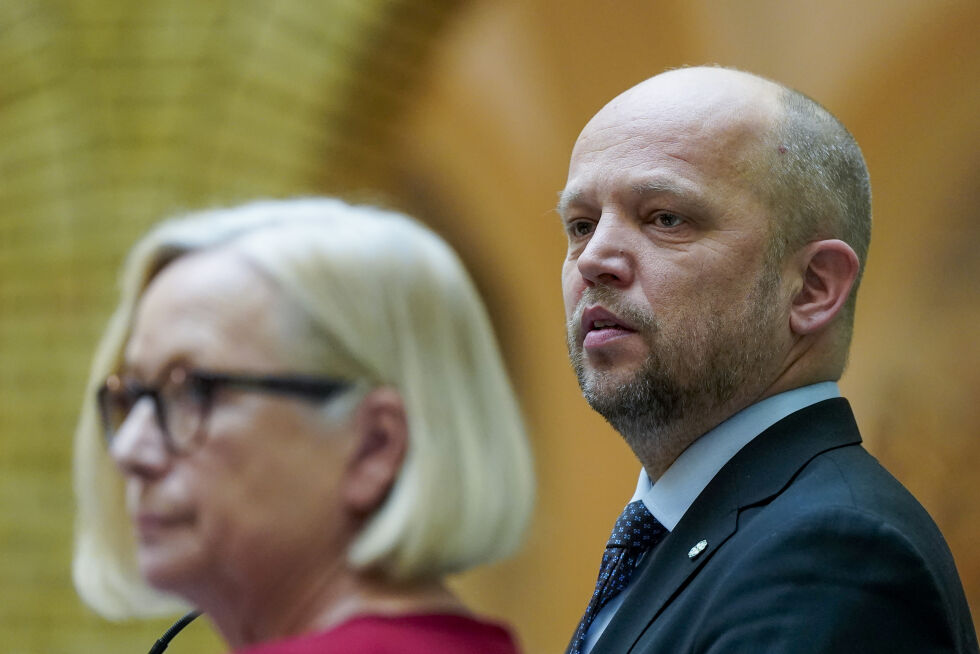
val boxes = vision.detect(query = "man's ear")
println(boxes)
[342,387,408,515]
[789,239,860,336]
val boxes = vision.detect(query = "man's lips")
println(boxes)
[580,305,637,348]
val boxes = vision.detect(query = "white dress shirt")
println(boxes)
[581,382,841,654]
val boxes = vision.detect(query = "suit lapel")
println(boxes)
[591,398,862,654]
[591,470,739,654]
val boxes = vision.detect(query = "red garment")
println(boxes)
[234,613,521,654]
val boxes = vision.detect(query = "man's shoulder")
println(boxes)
[732,403,949,563]
[628,443,977,654]
[739,448,948,564]
[777,437,928,518]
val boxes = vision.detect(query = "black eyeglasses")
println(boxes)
[97,366,353,454]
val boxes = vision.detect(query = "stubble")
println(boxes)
[566,267,782,467]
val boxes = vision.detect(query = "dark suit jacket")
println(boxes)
[589,398,978,654]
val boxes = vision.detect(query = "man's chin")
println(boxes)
[570,344,650,402]
[579,366,641,399]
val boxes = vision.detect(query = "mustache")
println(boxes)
[567,286,657,340]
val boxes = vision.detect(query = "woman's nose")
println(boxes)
[109,398,171,477]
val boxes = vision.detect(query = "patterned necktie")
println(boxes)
[566,500,668,654]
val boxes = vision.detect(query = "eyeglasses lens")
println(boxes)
[98,372,207,452]
[99,377,135,445]
[160,380,207,451]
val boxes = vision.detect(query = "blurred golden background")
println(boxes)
[0,1,976,652]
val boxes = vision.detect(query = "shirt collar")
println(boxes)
[629,382,841,530]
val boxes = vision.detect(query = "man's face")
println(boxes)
[559,75,791,456]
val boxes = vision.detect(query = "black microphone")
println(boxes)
[147,610,201,654]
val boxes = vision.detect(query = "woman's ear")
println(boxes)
[789,239,860,336]
[342,387,408,515]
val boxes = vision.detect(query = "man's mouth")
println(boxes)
[591,319,625,330]
[581,306,636,348]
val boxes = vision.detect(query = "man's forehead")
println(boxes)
[615,67,780,110]
[579,68,781,144]
[561,78,780,201]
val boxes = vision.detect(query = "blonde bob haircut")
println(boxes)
[73,197,535,619]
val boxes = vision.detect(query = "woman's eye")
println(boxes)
[111,388,137,413]
[183,377,212,405]
[116,380,146,411]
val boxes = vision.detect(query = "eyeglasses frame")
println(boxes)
[97,366,353,454]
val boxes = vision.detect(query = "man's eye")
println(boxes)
[654,212,684,228]
[567,220,594,237]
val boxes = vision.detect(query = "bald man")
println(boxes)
[559,67,977,654]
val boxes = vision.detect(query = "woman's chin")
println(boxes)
[137,542,206,596]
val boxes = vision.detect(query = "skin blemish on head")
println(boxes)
[778,145,788,154]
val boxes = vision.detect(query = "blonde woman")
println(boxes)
[74,198,534,653]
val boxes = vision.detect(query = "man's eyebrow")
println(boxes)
[556,188,584,217]
[632,178,713,215]
[557,179,707,219]
[630,179,689,198]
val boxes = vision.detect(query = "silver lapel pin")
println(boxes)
[688,539,708,559]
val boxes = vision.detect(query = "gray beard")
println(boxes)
[567,272,780,462]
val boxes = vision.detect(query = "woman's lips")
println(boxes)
[134,512,192,538]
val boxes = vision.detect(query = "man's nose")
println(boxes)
[109,398,171,477]
[577,214,634,287]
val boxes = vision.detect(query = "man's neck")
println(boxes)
[638,382,841,486]
[628,394,759,482]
